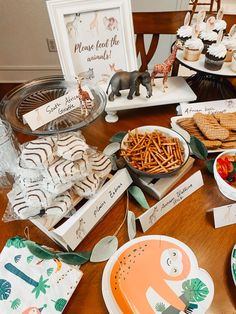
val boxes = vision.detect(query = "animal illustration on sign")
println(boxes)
[109,63,122,73]
[103,16,118,31]
[66,13,82,36]
[22,304,47,314]
[106,71,152,101]
[110,239,195,313]
[77,68,94,81]
[151,40,182,92]
[90,12,99,34]
[75,218,86,239]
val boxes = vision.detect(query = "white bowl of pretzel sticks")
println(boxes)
[120,126,190,178]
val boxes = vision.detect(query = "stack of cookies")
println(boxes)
[176,112,236,149]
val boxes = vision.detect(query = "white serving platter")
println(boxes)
[177,50,236,77]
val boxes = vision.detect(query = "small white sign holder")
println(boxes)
[31,168,133,251]
[138,171,204,232]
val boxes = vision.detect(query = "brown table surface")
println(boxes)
[0,83,236,314]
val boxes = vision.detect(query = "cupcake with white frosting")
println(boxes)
[199,16,218,54]
[183,25,204,61]
[177,12,192,44]
[204,31,227,71]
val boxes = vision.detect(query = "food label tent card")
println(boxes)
[102,235,214,314]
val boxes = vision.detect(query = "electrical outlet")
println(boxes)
[46,38,57,52]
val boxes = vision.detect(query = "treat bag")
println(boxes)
[0,236,83,314]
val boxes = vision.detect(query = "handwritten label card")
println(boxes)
[180,99,236,116]
[138,171,204,232]
[23,89,83,131]
[213,203,236,228]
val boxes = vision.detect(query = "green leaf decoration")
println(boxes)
[52,298,67,312]
[47,268,54,276]
[25,241,56,260]
[205,158,215,174]
[57,252,91,265]
[189,136,208,160]
[0,279,11,300]
[182,278,209,302]
[11,298,21,310]
[110,131,127,143]
[127,210,136,240]
[14,255,21,263]
[90,236,118,262]
[155,302,166,312]
[6,236,26,248]
[128,185,150,209]
[27,255,34,264]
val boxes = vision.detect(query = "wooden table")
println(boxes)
[0,84,236,314]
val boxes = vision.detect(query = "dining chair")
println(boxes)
[132,11,190,75]
[189,0,221,17]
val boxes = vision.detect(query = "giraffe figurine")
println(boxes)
[76,78,92,116]
[151,40,182,92]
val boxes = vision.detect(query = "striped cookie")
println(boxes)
[47,157,81,184]
[89,153,112,178]
[218,113,236,131]
[45,191,72,215]
[201,140,222,149]
[20,137,55,169]
[57,134,88,161]
[73,173,101,197]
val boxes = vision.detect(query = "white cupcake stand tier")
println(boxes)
[104,76,197,123]
[177,50,236,102]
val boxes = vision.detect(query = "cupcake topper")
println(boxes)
[184,12,191,27]
[216,7,224,21]
[216,30,224,44]
[192,24,200,39]
[206,16,216,32]
[229,24,236,38]
[196,10,206,25]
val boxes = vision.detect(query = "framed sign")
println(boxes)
[47,0,138,84]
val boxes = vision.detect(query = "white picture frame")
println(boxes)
[47,0,138,84]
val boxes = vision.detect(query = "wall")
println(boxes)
[0,0,189,82]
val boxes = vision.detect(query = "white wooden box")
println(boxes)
[31,168,133,251]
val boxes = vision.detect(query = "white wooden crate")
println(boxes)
[31,168,133,251]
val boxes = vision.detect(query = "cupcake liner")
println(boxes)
[204,56,224,71]
[183,47,201,61]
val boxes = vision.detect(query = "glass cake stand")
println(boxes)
[0,75,107,136]
[177,50,236,102]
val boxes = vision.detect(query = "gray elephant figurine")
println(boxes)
[106,70,152,101]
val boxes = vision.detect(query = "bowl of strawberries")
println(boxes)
[214,150,236,201]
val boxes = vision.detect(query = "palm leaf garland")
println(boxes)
[6,237,26,248]
[25,241,91,266]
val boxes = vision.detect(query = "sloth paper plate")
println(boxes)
[102,235,214,314]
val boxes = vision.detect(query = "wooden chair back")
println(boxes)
[132,11,190,73]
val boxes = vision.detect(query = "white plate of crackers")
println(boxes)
[120,125,189,178]
[171,112,236,153]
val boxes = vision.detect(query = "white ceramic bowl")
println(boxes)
[121,125,190,178]
[213,150,236,201]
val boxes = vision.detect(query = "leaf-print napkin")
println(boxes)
[0,236,83,313]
